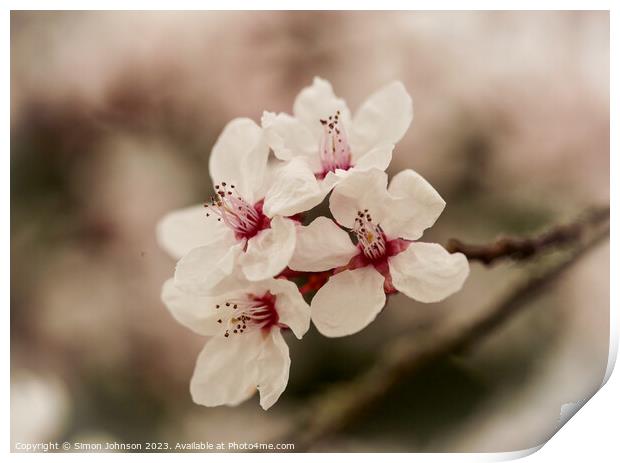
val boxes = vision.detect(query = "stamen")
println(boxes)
[204,182,267,239]
[353,210,387,261]
[215,292,279,338]
[318,110,352,177]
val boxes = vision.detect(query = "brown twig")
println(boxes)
[277,208,609,452]
[446,206,609,265]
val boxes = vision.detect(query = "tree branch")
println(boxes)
[277,207,609,452]
[446,206,609,265]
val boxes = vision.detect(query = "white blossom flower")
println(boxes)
[157,118,297,294]
[161,276,310,410]
[289,168,469,337]
[261,77,413,217]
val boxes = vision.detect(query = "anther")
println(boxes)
[204,180,266,239]
[353,208,387,261]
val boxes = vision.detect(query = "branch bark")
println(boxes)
[277,207,609,452]
[446,206,609,265]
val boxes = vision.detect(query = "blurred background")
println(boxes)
[10,11,609,452]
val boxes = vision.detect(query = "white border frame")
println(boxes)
[3,2,616,462]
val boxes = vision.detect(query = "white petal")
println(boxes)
[381,169,446,240]
[289,217,358,272]
[174,239,244,295]
[351,81,413,154]
[328,168,389,228]
[320,168,349,187]
[209,118,270,203]
[190,331,262,407]
[156,205,232,260]
[389,242,469,303]
[239,216,297,281]
[260,278,310,339]
[311,267,386,337]
[161,279,224,336]
[263,158,326,217]
[293,77,351,137]
[352,142,394,172]
[261,111,317,161]
[256,329,291,410]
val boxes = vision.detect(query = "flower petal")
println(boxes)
[161,279,224,336]
[240,216,297,281]
[389,242,469,303]
[263,158,326,217]
[209,118,270,203]
[261,111,317,161]
[311,266,386,337]
[381,169,446,241]
[289,217,358,272]
[174,238,244,295]
[256,329,291,410]
[293,77,351,137]
[351,81,413,154]
[156,204,232,260]
[329,168,389,229]
[260,278,310,339]
[190,331,262,407]
[352,142,394,172]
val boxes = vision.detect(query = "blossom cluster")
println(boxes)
[157,78,469,410]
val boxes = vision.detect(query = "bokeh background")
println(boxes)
[10,11,609,452]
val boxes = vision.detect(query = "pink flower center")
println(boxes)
[347,210,410,294]
[204,182,270,240]
[316,110,353,179]
[215,292,282,337]
[354,209,387,260]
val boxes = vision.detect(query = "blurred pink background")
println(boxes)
[11,11,609,452]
